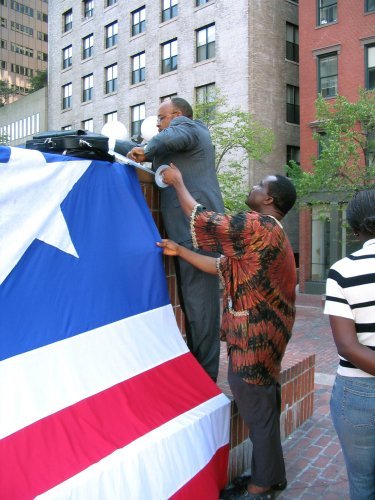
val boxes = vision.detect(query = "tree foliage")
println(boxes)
[28,70,48,92]
[287,90,375,203]
[194,93,274,211]
[0,80,16,107]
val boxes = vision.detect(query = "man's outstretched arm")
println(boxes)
[161,163,197,216]
[157,239,217,275]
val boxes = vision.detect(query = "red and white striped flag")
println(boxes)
[0,146,230,499]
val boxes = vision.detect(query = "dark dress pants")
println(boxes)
[228,357,286,487]
[174,245,221,382]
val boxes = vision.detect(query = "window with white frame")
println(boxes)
[83,0,94,18]
[63,9,72,32]
[318,53,338,97]
[161,0,177,22]
[82,34,93,59]
[131,6,145,36]
[105,21,118,49]
[195,83,216,121]
[104,111,118,123]
[160,93,177,102]
[62,83,72,110]
[161,39,177,73]
[130,103,145,139]
[82,74,93,102]
[82,118,94,131]
[105,63,118,93]
[196,24,215,62]
[62,45,72,69]
[131,52,145,84]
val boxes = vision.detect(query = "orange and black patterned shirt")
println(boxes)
[191,206,297,386]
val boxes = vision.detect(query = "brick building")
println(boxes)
[47,0,300,250]
[298,0,375,293]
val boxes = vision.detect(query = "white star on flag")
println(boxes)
[0,147,91,285]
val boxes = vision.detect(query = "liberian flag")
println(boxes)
[0,146,230,499]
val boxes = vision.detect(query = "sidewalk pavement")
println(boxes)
[220,293,350,500]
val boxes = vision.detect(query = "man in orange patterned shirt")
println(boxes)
[157,164,297,500]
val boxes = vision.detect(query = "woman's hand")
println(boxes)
[156,239,180,256]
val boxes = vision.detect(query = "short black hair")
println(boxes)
[346,189,375,236]
[171,97,193,119]
[267,175,297,215]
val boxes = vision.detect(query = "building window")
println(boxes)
[37,11,48,22]
[105,21,118,49]
[82,34,93,59]
[131,103,145,139]
[106,0,117,6]
[63,9,72,32]
[62,45,72,69]
[82,119,94,132]
[62,83,72,110]
[160,93,178,102]
[286,23,299,63]
[37,51,48,61]
[196,0,210,5]
[287,145,300,165]
[161,39,177,73]
[83,0,94,18]
[37,31,48,42]
[11,1,33,17]
[161,0,178,22]
[318,53,338,98]
[131,6,145,36]
[286,85,300,124]
[195,83,216,120]
[366,45,375,89]
[62,125,72,130]
[196,24,215,62]
[365,0,375,12]
[82,74,93,102]
[317,0,337,26]
[105,63,118,93]
[104,111,118,123]
[131,52,145,84]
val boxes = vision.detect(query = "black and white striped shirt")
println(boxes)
[324,238,375,377]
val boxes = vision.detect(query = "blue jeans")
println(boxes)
[330,374,375,500]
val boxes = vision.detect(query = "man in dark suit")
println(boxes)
[128,97,224,382]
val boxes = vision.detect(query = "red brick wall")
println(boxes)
[299,1,375,289]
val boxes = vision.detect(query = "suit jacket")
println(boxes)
[144,116,224,244]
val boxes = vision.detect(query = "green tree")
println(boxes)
[0,80,16,107]
[287,89,375,203]
[28,70,47,92]
[194,93,274,211]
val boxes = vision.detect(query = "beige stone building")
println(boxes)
[0,0,48,103]
[47,0,299,246]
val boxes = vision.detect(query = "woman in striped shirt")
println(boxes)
[324,189,375,500]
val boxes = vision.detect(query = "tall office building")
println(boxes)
[298,0,375,293]
[0,0,48,103]
[48,0,299,190]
